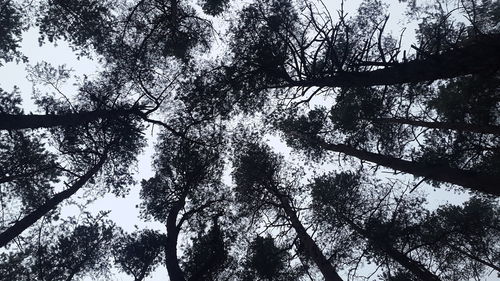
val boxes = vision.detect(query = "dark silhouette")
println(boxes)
[1,0,499,280]
[233,143,344,281]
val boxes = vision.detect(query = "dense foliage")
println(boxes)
[0,0,499,280]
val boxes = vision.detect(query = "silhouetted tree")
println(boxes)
[140,131,226,281]
[311,172,441,281]
[418,197,500,279]
[311,172,499,280]
[114,229,165,281]
[0,88,60,245]
[233,142,343,281]
[0,0,25,65]
[227,0,500,92]
[1,0,499,280]
[277,110,500,196]
[239,235,300,281]
[0,100,144,247]
[182,218,228,281]
[0,213,115,281]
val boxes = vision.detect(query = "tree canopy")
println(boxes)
[0,0,499,280]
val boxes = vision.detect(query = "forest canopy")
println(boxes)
[0,0,499,280]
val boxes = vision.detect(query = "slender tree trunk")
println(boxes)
[0,108,141,130]
[287,34,500,88]
[0,155,106,248]
[342,216,441,281]
[313,139,500,196]
[164,227,185,281]
[164,198,187,281]
[273,192,344,281]
[373,117,500,136]
[447,243,500,273]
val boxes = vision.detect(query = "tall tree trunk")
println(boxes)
[273,192,344,281]
[164,229,185,281]
[287,34,500,88]
[0,155,107,248]
[164,197,187,281]
[341,216,441,281]
[312,138,500,196]
[0,108,141,130]
[373,117,500,136]
[447,243,500,273]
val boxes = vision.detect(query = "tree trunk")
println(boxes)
[164,227,185,281]
[274,192,344,281]
[164,198,187,281]
[314,139,500,196]
[373,117,500,136]
[447,243,500,273]
[288,34,500,88]
[0,155,106,248]
[0,108,141,130]
[343,217,441,281]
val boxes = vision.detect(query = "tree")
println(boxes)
[0,94,145,247]
[36,0,220,71]
[182,218,228,281]
[228,0,500,92]
[0,107,147,130]
[1,0,227,274]
[233,142,344,281]
[113,229,165,281]
[0,102,147,130]
[2,0,500,279]
[325,74,500,178]
[0,0,230,134]
[277,109,500,196]
[188,0,500,198]
[239,235,300,281]
[0,87,59,188]
[0,213,115,281]
[418,197,500,279]
[0,0,25,65]
[140,132,226,281]
[311,172,441,281]
[0,130,59,186]
[0,152,106,248]
[311,172,499,280]
[1,61,178,135]
[0,93,61,219]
